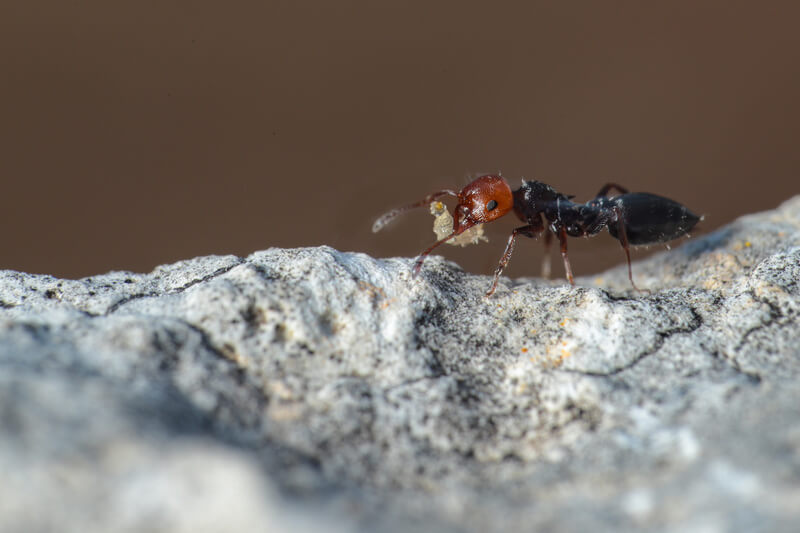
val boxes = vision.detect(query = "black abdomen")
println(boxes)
[608,193,700,245]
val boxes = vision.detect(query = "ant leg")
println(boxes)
[372,189,459,233]
[613,206,647,293]
[412,230,460,276]
[541,231,553,279]
[595,183,629,198]
[485,225,539,297]
[557,226,575,285]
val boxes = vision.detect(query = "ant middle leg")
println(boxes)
[485,225,541,297]
[557,226,575,285]
[541,231,553,279]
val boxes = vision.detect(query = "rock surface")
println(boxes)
[1,196,799,532]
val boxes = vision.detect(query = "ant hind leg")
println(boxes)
[613,207,648,293]
[594,183,629,198]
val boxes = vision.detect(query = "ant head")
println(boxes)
[453,175,513,233]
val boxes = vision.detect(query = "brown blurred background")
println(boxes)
[2,2,799,280]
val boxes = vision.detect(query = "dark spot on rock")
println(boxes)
[274,323,286,343]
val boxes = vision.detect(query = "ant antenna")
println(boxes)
[372,189,458,233]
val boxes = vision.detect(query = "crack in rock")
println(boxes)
[105,258,246,314]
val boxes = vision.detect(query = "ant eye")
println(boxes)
[486,200,498,211]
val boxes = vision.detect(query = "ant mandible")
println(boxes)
[373,175,700,296]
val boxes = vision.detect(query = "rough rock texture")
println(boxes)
[2,196,799,533]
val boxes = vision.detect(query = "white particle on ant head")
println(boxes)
[429,202,488,246]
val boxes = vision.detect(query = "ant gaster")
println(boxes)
[373,175,700,296]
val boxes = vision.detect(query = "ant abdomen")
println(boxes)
[605,193,700,245]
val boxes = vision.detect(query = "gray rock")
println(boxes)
[1,196,799,532]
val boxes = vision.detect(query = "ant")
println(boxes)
[373,175,700,296]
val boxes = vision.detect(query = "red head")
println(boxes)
[372,173,515,277]
[453,175,514,234]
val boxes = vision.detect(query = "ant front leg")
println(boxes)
[485,225,542,297]
[612,206,647,293]
[594,183,629,198]
[412,231,459,276]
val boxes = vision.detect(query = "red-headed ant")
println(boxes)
[373,175,700,296]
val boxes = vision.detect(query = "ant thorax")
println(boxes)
[514,180,569,222]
